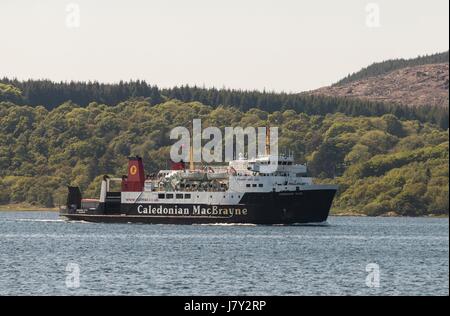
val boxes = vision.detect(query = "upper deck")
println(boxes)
[142,153,313,194]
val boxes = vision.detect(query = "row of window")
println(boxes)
[237,173,289,177]
[157,193,241,199]
[259,161,293,165]
[246,183,264,188]
[158,193,191,199]
[180,183,227,188]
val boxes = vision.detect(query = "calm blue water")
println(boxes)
[0,211,448,296]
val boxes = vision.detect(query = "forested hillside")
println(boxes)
[0,100,448,216]
[1,79,448,129]
[335,51,449,85]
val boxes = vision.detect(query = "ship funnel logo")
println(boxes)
[170,119,279,173]
[129,165,137,175]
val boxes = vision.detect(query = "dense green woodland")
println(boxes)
[335,51,449,85]
[0,99,448,216]
[1,78,448,129]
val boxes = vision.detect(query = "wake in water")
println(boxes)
[7,217,331,227]
[194,223,257,227]
[290,221,330,227]
[10,218,91,224]
[194,222,330,227]
[12,218,66,223]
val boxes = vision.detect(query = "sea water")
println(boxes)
[0,211,448,295]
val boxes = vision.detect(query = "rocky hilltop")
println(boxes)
[309,63,449,108]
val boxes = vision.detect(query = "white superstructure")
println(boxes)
[119,153,331,206]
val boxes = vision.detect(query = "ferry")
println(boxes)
[60,151,338,225]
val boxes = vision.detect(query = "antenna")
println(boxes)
[189,142,194,171]
[265,127,270,156]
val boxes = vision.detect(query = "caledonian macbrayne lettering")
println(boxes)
[137,204,248,217]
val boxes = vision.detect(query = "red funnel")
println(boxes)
[121,156,145,192]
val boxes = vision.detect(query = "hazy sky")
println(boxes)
[1,0,448,92]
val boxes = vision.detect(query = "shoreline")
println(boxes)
[0,203,59,212]
[331,209,448,218]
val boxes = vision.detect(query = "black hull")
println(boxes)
[61,189,337,225]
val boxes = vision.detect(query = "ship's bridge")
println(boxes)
[226,153,312,193]
[229,153,307,176]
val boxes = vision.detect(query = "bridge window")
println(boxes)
[184,194,191,199]
[158,193,165,199]
[166,194,174,199]
[176,194,183,199]
[252,184,257,187]
[246,184,251,187]
[259,184,263,187]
